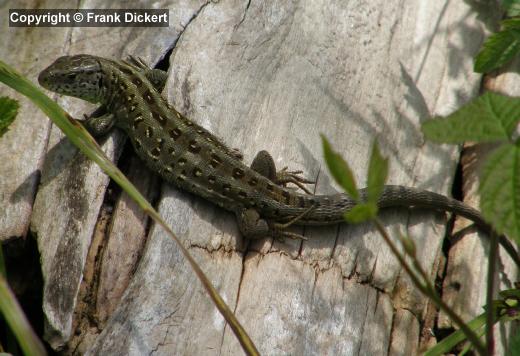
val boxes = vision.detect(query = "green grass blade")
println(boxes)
[0,276,47,356]
[424,312,486,356]
[0,59,259,356]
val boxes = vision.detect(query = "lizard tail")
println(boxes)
[297,185,488,227]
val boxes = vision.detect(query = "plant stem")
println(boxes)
[486,231,498,355]
[497,234,520,269]
[373,219,487,355]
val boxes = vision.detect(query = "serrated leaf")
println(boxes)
[474,19,520,73]
[0,96,19,137]
[367,141,388,204]
[344,203,377,223]
[422,92,520,143]
[479,142,520,243]
[321,134,359,200]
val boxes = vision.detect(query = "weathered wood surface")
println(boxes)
[0,0,516,354]
[0,3,65,242]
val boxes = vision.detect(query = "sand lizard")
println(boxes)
[38,54,488,240]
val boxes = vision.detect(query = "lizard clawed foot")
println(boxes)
[272,226,308,241]
[270,203,317,241]
[275,167,315,195]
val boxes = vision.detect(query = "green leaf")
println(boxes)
[479,142,520,243]
[474,19,520,73]
[422,92,520,143]
[505,298,518,307]
[0,96,19,137]
[344,203,377,223]
[321,134,359,200]
[366,141,388,204]
[503,0,520,17]
[500,288,520,300]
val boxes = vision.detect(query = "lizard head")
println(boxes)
[38,55,103,103]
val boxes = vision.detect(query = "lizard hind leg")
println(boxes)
[236,208,308,241]
[250,150,315,195]
[236,209,271,240]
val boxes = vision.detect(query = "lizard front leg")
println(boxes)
[84,58,168,137]
[83,106,115,137]
[250,150,315,194]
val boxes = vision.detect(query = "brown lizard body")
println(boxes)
[38,55,487,239]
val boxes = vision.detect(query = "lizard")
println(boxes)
[37,54,490,240]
